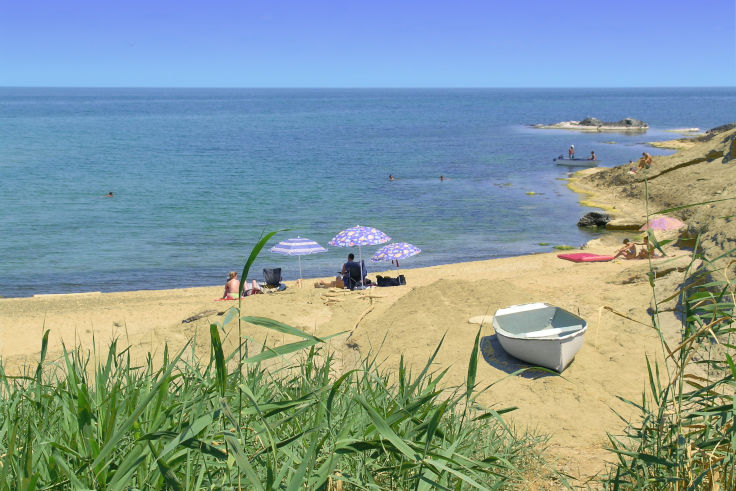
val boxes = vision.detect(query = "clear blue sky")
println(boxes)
[1,0,734,87]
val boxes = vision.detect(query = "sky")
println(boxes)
[1,0,734,88]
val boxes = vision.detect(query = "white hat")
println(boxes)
[571,144,574,148]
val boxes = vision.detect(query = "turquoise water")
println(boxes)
[1,87,734,297]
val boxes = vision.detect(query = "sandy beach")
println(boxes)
[2,124,734,482]
[0,243,692,480]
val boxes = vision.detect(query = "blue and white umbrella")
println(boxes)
[329,225,391,285]
[371,242,421,268]
[270,236,327,281]
[328,225,391,248]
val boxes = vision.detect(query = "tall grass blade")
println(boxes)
[210,324,226,397]
[223,431,264,491]
[89,341,190,473]
[355,396,418,461]
[242,332,345,364]
[240,316,324,342]
[466,327,481,402]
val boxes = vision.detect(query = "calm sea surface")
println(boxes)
[1,87,734,297]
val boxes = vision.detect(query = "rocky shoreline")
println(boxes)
[568,123,736,269]
[533,116,648,132]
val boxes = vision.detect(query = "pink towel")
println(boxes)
[557,253,615,263]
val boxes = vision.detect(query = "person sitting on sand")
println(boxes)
[613,238,637,260]
[635,152,653,172]
[223,271,262,299]
[635,236,660,259]
[589,151,597,160]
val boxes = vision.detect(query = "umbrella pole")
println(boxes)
[358,246,364,288]
[298,255,303,287]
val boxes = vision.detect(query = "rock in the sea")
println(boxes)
[577,212,611,227]
[616,117,648,128]
[579,117,604,127]
[579,117,647,128]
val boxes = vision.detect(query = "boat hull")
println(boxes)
[494,330,585,372]
[555,158,599,167]
[492,303,587,372]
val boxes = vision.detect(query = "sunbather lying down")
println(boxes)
[315,276,344,289]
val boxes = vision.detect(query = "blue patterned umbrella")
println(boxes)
[371,242,421,268]
[328,225,391,247]
[270,236,327,282]
[329,225,391,286]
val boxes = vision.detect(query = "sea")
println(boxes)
[1,87,735,298]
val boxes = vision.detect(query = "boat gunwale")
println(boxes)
[492,302,588,341]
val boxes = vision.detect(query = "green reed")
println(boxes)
[0,233,550,489]
[602,186,736,489]
[0,323,547,489]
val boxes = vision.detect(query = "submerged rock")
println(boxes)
[577,212,611,228]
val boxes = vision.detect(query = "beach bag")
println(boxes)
[376,275,406,287]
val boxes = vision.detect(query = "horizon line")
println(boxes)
[1,85,734,90]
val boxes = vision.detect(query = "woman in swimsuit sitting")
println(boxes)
[613,238,637,260]
[223,271,262,299]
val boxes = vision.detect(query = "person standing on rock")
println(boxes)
[568,145,575,159]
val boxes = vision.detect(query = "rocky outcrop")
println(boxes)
[533,117,648,132]
[579,117,648,128]
[578,117,604,127]
[577,212,611,228]
[574,125,736,278]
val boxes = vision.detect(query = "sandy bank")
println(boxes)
[1,242,692,480]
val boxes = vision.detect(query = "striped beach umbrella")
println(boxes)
[329,225,391,286]
[371,242,421,268]
[270,236,327,282]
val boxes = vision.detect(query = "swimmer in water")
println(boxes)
[389,174,394,181]
[104,192,114,198]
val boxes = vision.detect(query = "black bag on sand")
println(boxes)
[376,275,406,287]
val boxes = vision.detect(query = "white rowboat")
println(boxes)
[492,303,586,372]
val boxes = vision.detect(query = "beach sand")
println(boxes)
[0,242,691,481]
[2,125,733,483]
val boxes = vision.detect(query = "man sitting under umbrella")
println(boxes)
[313,253,368,289]
[341,253,369,289]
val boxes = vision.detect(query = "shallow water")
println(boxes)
[1,87,734,297]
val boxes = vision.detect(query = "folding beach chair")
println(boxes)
[262,268,286,292]
[342,260,369,290]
